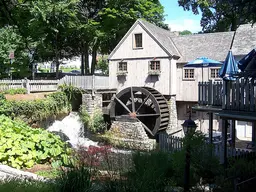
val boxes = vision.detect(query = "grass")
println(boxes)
[35,169,62,179]
[0,179,56,192]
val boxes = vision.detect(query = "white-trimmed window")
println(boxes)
[184,69,194,79]
[149,60,160,71]
[134,33,142,48]
[118,62,127,72]
[210,68,220,79]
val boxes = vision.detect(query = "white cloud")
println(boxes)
[166,19,202,33]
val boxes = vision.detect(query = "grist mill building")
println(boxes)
[108,19,256,138]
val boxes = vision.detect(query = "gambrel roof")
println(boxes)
[109,19,256,63]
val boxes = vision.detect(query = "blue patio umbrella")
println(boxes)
[238,48,256,78]
[238,48,256,71]
[184,57,222,68]
[219,50,239,81]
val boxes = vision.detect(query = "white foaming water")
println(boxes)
[47,112,98,148]
[47,112,131,154]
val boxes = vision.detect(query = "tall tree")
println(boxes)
[178,0,256,32]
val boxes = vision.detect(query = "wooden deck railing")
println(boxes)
[198,79,256,112]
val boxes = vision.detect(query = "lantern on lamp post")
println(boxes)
[182,113,197,192]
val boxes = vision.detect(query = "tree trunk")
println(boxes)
[84,42,90,74]
[91,44,97,75]
[55,60,60,79]
[81,52,85,75]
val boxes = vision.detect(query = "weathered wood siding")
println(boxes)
[109,58,172,95]
[176,64,222,101]
[110,24,169,60]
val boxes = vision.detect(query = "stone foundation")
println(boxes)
[165,95,183,137]
[109,121,156,151]
[82,93,102,115]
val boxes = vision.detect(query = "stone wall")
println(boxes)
[109,121,156,151]
[165,95,183,137]
[82,93,102,115]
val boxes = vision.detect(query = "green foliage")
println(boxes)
[0,92,71,121]
[36,169,62,179]
[1,88,27,95]
[79,107,107,133]
[0,27,30,79]
[0,115,72,169]
[0,93,6,101]
[178,0,256,32]
[0,178,56,192]
[95,55,109,74]
[179,30,192,35]
[58,84,83,102]
[56,166,93,192]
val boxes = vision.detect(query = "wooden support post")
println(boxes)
[252,121,256,151]
[221,119,228,167]
[209,112,213,144]
[222,80,226,109]
[231,120,236,148]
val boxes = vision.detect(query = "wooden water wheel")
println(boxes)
[109,87,169,136]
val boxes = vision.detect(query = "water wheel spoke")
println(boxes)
[136,94,150,113]
[114,96,131,113]
[131,87,135,112]
[136,113,160,117]
[136,118,153,136]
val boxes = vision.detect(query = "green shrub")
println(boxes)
[0,115,72,169]
[79,107,107,133]
[0,92,71,121]
[56,166,93,192]
[2,88,27,95]
[0,92,6,100]
[0,178,56,192]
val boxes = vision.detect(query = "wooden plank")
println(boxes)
[249,80,255,111]
[240,79,245,111]
[235,79,240,110]
[231,81,236,109]
[245,80,250,111]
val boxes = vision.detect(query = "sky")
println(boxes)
[160,0,202,33]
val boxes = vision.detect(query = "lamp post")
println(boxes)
[182,113,197,192]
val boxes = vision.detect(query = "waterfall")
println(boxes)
[47,112,98,148]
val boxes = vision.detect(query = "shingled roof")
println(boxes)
[172,32,235,63]
[139,19,181,58]
[232,24,256,56]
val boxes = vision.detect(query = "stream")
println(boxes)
[47,112,131,154]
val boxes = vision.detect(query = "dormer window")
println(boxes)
[134,33,142,48]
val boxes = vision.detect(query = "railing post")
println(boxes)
[208,79,213,105]
[222,80,226,109]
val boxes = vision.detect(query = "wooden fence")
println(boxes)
[0,75,110,93]
[0,79,59,93]
[159,133,256,164]
[60,75,109,90]
[198,78,256,112]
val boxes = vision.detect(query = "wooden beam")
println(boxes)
[209,112,213,144]
[252,121,256,151]
[221,119,228,167]
[231,120,236,148]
